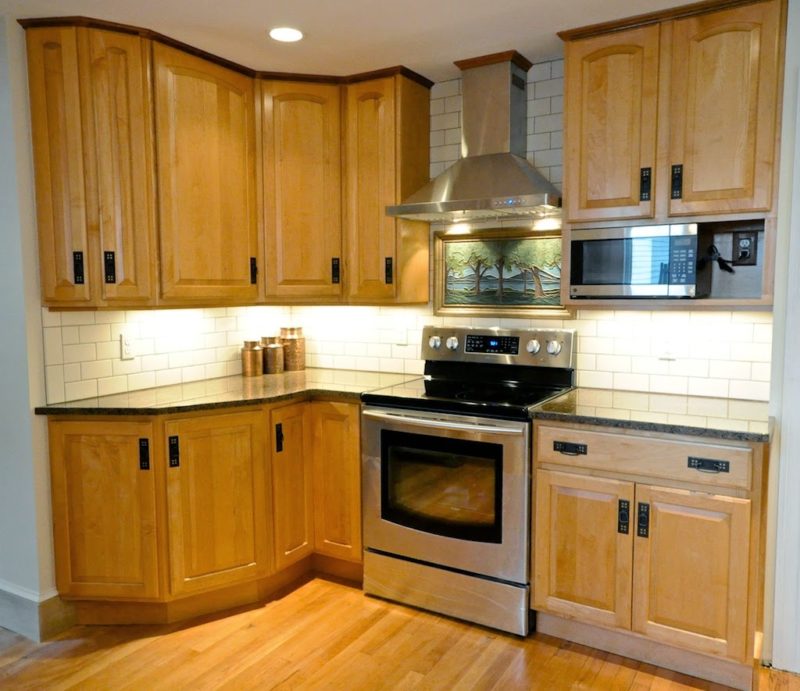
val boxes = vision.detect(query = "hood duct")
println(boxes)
[386,50,562,224]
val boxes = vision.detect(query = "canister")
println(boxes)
[241,340,263,377]
[280,326,306,371]
[265,343,285,374]
[260,336,282,373]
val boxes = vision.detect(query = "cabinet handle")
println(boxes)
[618,499,630,534]
[639,167,651,202]
[553,440,587,456]
[250,257,258,285]
[73,251,85,285]
[168,435,180,468]
[688,456,730,473]
[104,251,116,284]
[139,438,150,470]
[275,423,284,453]
[331,257,340,284]
[384,257,393,284]
[671,164,683,199]
[637,502,650,538]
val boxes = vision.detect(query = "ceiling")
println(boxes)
[2,0,689,81]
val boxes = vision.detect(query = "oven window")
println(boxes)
[381,430,502,543]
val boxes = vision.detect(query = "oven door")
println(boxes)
[361,406,530,584]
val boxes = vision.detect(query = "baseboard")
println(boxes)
[536,612,754,690]
[0,587,75,642]
[312,554,363,584]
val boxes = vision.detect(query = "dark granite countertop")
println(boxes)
[35,369,419,416]
[532,388,771,443]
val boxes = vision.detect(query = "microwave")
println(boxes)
[569,224,705,299]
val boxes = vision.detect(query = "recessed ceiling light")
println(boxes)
[269,27,303,43]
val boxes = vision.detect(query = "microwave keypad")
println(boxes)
[669,238,696,285]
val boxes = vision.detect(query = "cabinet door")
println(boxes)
[310,401,361,562]
[154,44,259,302]
[668,0,781,215]
[165,411,267,596]
[79,28,156,306]
[344,77,397,301]
[633,484,751,661]
[26,27,92,305]
[271,403,313,570]
[48,420,159,599]
[533,470,634,629]
[563,25,659,222]
[262,81,342,300]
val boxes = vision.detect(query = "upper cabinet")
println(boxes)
[261,81,343,301]
[154,44,260,304]
[26,27,156,307]
[344,75,430,304]
[562,0,783,224]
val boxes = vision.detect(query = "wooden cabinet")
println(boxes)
[562,0,783,222]
[310,401,362,562]
[154,44,259,303]
[270,403,313,570]
[26,27,156,306]
[164,410,268,596]
[344,75,430,304]
[48,419,160,599]
[533,421,766,668]
[262,81,342,301]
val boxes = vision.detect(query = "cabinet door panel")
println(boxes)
[311,401,361,562]
[154,44,259,302]
[564,25,659,222]
[49,420,159,599]
[633,484,751,661]
[26,27,91,304]
[165,412,267,596]
[80,29,156,305]
[271,403,313,569]
[263,82,342,300]
[533,470,634,629]
[345,77,397,301]
[668,0,780,215]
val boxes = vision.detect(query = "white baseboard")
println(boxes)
[0,586,74,642]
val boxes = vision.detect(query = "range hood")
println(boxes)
[387,51,562,224]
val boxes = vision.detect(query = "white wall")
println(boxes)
[0,16,57,639]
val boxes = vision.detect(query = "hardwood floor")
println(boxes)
[0,578,798,690]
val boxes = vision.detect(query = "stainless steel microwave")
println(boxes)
[569,224,703,298]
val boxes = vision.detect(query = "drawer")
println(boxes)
[535,424,752,490]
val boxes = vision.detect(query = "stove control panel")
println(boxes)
[421,326,576,369]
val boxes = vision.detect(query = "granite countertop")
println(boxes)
[35,369,419,416]
[532,388,771,443]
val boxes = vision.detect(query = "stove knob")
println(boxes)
[526,339,541,355]
[546,340,562,356]
[428,335,442,349]
[445,336,459,351]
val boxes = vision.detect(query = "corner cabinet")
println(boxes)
[154,44,260,304]
[344,75,430,304]
[562,0,783,223]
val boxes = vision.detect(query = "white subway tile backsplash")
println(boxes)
[650,375,688,395]
[61,312,96,326]
[156,369,182,387]
[128,371,155,391]
[45,365,65,404]
[65,380,97,401]
[41,308,61,328]
[431,79,459,99]
[43,328,63,365]
[61,327,79,345]
[79,324,111,344]
[98,376,128,397]
[81,360,112,380]
[729,380,770,401]
[63,363,81,383]
[431,112,459,131]
[534,78,563,99]
[529,62,551,82]
[63,343,97,364]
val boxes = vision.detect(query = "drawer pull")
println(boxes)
[688,456,730,473]
[637,502,650,538]
[618,499,630,534]
[553,440,587,456]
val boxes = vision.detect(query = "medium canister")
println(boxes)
[241,341,263,377]
[280,326,306,371]
[265,343,285,374]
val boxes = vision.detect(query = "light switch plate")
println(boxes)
[120,334,135,360]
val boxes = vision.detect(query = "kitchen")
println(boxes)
[0,0,799,688]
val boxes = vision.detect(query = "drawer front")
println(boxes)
[536,424,752,490]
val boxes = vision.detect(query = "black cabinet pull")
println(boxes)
[168,435,180,468]
[618,499,630,534]
[637,502,650,538]
[639,167,651,202]
[688,456,730,473]
[671,164,683,199]
[138,438,150,470]
[331,257,340,284]
[384,257,393,284]
[73,251,85,285]
[104,251,116,283]
[553,440,587,456]
[275,423,284,453]
[250,257,258,285]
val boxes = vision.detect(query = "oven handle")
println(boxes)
[361,410,526,436]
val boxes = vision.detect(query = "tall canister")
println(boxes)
[241,340,263,377]
[280,327,306,371]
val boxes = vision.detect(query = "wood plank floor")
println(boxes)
[0,578,798,690]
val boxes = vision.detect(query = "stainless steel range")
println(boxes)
[360,325,576,635]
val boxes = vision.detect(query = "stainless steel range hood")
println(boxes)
[387,51,561,224]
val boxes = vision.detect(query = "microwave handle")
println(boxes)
[361,409,526,436]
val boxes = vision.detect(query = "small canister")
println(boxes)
[265,343,284,374]
[280,326,306,371]
[260,336,281,373]
[241,340,263,377]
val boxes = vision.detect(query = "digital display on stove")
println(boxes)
[465,334,519,355]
